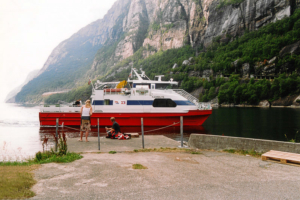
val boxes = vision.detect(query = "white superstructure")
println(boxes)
[40,68,211,113]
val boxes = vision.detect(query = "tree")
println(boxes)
[208,87,216,100]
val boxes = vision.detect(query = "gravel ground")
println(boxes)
[32,150,300,200]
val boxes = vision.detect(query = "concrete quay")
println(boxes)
[32,150,300,200]
[67,135,181,153]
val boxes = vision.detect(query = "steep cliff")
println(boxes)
[203,0,293,46]
[91,0,296,71]
[16,0,298,103]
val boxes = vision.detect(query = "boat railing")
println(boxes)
[103,88,152,96]
[40,104,81,112]
[103,88,131,96]
[173,89,212,110]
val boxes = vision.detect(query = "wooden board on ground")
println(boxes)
[262,150,300,165]
[127,133,139,138]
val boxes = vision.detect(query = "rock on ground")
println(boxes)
[259,100,270,107]
[272,94,300,106]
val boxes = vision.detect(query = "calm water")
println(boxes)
[1,103,300,160]
[203,107,300,141]
[0,103,41,161]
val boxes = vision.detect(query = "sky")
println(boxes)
[0,0,118,102]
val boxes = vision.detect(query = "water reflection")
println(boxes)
[203,107,300,141]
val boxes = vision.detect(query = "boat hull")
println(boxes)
[39,110,212,127]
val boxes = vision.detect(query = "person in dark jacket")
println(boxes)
[105,117,120,138]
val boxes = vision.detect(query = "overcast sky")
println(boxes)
[0,0,118,102]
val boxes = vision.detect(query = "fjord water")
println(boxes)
[1,103,300,160]
[203,107,300,141]
[0,103,42,161]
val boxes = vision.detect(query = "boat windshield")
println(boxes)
[156,83,178,90]
[98,83,118,90]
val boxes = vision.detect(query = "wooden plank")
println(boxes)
[280,159,287,164]
[262,156,267,161]
[262,150,300,166]
[126,133,139,138]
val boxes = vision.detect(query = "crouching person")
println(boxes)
[105,117,120,139]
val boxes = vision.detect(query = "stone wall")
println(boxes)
[188,134,300,153]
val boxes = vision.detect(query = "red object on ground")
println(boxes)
[39,110,212,127]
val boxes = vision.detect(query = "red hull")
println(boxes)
[39,110,212,127]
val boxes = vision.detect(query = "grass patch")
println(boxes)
[289,139,296,143]
[132,164,147,169]
[0,152,83,166]
[131,148,202,154]
[191,152,202,154]
[223,149,262,157]
[0,151,82,199]
[109,151,117,154]
[34,152,83,164]
[0,165,39,199]
[0,133,82,198]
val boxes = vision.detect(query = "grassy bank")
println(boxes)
[0,152,82,199]
[0,165,39,199]
[0,132,82,199]
[0,152,83,166]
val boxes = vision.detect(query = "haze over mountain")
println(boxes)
[15,0,300,103]
[5,70,39,103]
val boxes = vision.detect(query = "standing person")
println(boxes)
[74,99,80,107]
[105,117,120,138]
[79,100,93,142]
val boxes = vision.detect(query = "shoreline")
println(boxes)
[216,104,300,108]
[6,101,300,109]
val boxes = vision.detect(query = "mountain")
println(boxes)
[16,0,300,103]
[15,0,131,103]
[5,69,39,103]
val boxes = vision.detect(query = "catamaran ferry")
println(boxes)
[39,68,212,127]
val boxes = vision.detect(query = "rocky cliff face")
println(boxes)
[16,0,298,102]
[203,0,293,47]
[92,0,296,65]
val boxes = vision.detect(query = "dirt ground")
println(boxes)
[32,150,300,200]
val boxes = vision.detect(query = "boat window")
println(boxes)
[104,99,110,105]
[133,83,150,88]
[98,84,117,90]
[153,99,177,107]
[166,99,177,107]
[155,84,178,90]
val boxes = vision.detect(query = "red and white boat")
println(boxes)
[39,68,212,127]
